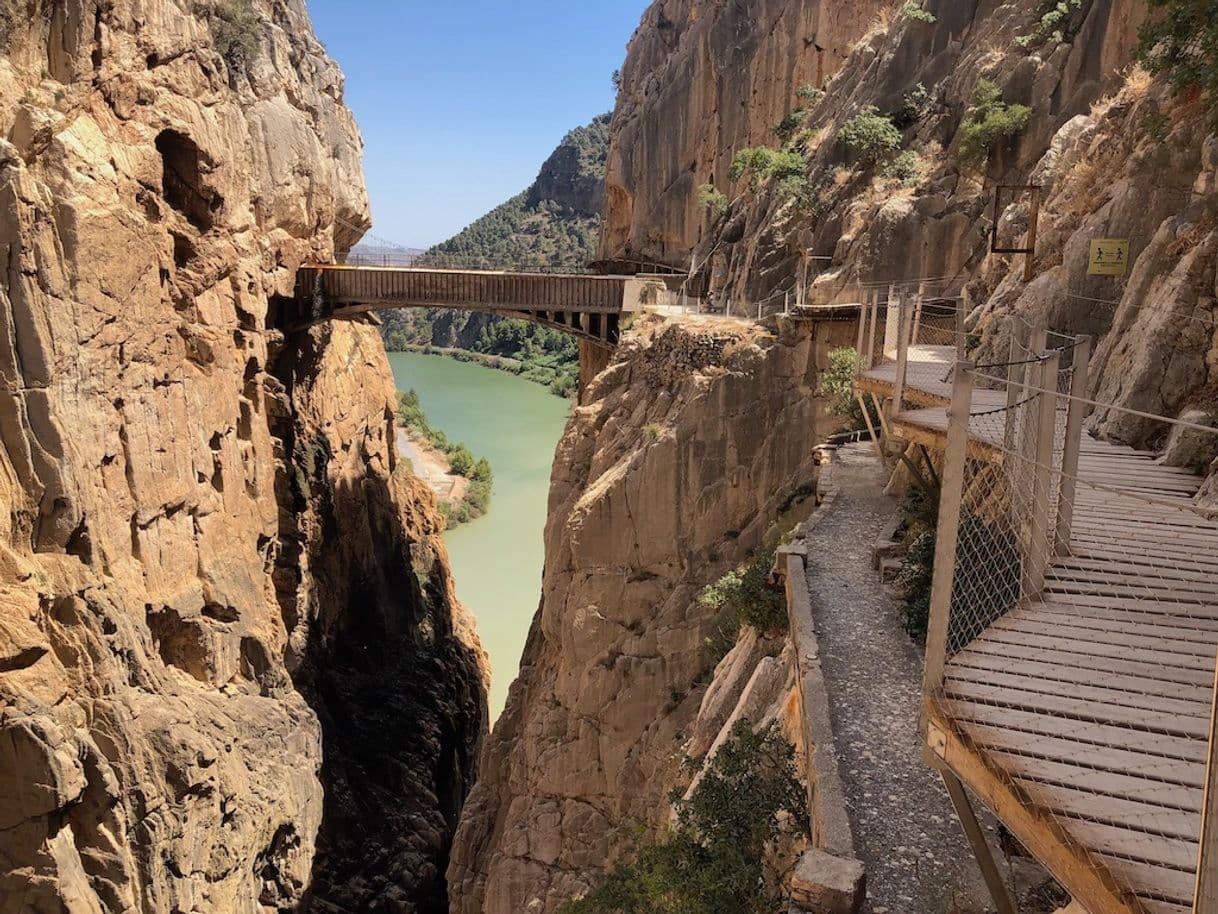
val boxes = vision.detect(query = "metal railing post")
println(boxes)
[854,296,868,376]
[1055,335,1091,556]
[922,361,975,698]
[1196,657,1218,914]
[866,290,880,369]
[1025,351,1061,597]
[891,291,912,424]
[955,297,967,364]
[883,284,900,359]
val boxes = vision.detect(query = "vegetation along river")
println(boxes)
[388,351,571,720]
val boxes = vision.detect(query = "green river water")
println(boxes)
[387,352,570,721]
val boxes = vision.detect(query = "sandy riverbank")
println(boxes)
[397,427,470,506]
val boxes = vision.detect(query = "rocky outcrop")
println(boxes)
[526,113,610,217]
[600,0,888,265]
[606,0,1216,454]
[448,314,854,914]
[0,2,484,912]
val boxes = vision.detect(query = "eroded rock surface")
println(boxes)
[448,315,851,914]
[0,2,485,912]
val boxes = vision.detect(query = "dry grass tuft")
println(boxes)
[1124,64,1154,99]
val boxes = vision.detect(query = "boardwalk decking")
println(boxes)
[861,343,1218,914]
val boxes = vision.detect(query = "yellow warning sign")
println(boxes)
[1089,238,1130,276]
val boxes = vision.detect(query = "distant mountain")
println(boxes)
[347,241,425,265]
[424,113,610,270]
[380,114,611,367]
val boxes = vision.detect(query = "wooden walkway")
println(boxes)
[860,344,1218,914]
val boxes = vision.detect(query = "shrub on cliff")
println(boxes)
[839,107,902,167]
[729,147,806,191]
[211,0,261,74]
[956,80,1031,164]
[560,720,807,914]
[821,347,882,431]
[1138,0,1218,122]
[698,184,729,215]
[700,551,786,652]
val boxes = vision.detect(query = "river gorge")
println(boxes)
[388,353,570,719]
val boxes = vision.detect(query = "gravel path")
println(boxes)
[805,444,1003,914]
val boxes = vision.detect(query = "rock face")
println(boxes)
[448,315,851,914]
[0,2,484,912]
[600,0,888,265]
[603,0,1216,450]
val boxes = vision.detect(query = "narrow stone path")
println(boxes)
[805,444,1003,914]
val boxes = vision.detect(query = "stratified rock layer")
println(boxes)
[448,315,853,914]
[0,2,485,912]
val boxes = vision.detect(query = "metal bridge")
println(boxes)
[285,264,693,349]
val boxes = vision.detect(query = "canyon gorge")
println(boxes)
[1,1,1215,914]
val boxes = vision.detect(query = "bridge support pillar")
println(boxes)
[578,340,612,404]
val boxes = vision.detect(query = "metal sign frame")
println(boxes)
[990,184,1042,282]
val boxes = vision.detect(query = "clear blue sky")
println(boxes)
[307,1,649,249]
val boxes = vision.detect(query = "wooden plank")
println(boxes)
[970,629,1216,682]
[952,644,1210,703]
[945,700,1208,763]
[1096,855,1199,907]
[930,706,1149,914]
[961,721,1206,789]
[1044,577,1218,606]
[1026,601,1218,644]
[944,678,1211,740]
[946,659,1211,719]
[995,614,1218,660]
[1066,543,1218,573]
[988,751,1201,813]
[1027,604,1218,649]
[1040,594,1218,622]
[960,636,1215,691]
[1015,777,1201,843]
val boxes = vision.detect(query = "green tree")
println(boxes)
[957,80,1032,163]
[211,0,261,74]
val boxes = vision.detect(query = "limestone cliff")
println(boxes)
[448,315,853,913]
[0,2,484,912]
[600,0,888,264]
[604,0,1216,450]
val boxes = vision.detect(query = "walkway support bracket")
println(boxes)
[941,770,1019,914]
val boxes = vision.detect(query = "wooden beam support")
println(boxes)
[922,361,975,698]
[940,769,1019,914]
[928,707,1147,914]
[856,392,884,459]
[1195,652,1218,914]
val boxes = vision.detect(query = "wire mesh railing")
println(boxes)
[921,347,1218,914]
